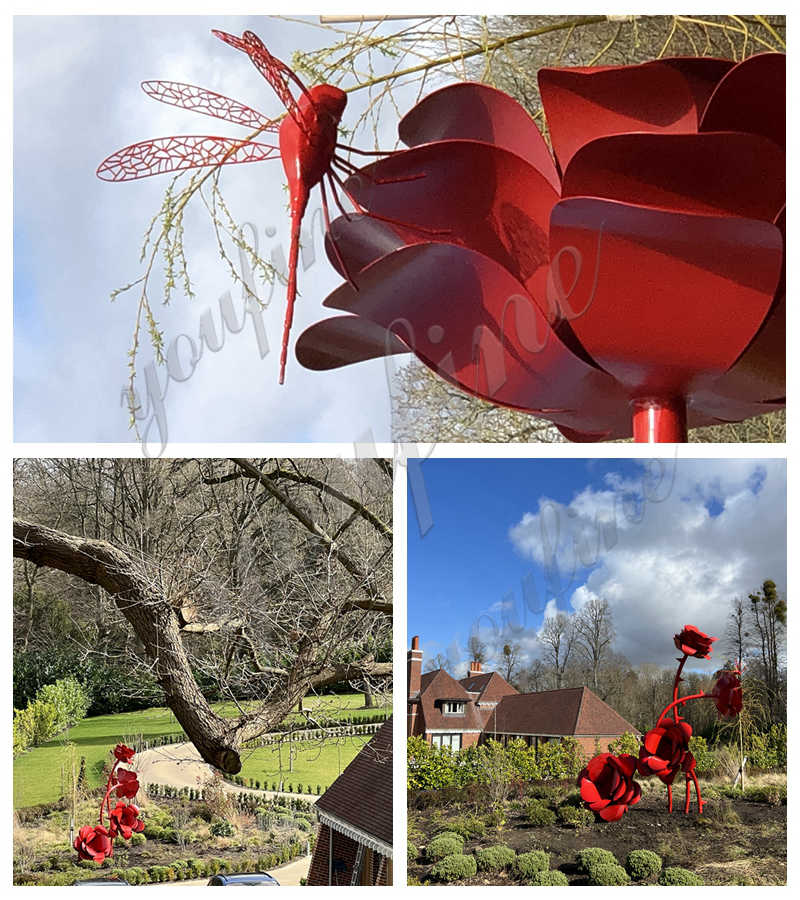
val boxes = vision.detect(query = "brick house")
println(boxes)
[307,717,393,885]
[408,636,638,757]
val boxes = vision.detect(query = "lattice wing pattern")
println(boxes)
[141,81,277,131]
[212,29,310,134]
[96,135,279,181]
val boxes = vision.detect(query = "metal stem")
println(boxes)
[631,396,688,442]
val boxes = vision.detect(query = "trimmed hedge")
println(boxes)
[426,832,465,861]
[475,845,515,872]
[626,849,662,881]
[659,866,703,886]
[430,854,477,882]
[527,799,556,826]
[557,805,594,828]
[588,863,631,886]
[531,870,569,885]
[514,850,550,879]
[576,847,617,874]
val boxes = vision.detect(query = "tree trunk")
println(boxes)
[13,518,242,773]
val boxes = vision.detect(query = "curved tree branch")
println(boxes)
[13,517,243,773]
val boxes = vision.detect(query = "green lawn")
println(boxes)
[14,694,389,809]
[237,735,372,793]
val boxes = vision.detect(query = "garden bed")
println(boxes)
[408,775,786,886]
[14,789,313,886]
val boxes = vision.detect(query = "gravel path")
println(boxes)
[135,742,319,803]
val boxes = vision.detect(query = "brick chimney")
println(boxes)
[408,635,422,698]
[468,660,482,678]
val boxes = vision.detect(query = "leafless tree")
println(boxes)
[465,633,489,666]
[725,596,750,666]
[537,612,576,689]
[496,641,523,686]
[573,596,615,691]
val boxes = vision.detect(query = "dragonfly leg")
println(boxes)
[321,177,358,291]
[329,168,451,238]
[335,142,401,157]
[333,153,426,186]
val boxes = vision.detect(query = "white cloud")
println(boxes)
[508,460,786,668]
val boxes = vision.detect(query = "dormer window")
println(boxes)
[443,701,465,715]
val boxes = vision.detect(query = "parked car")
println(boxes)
[208,873,280,886]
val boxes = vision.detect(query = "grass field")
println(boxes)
[14,693,389,808]
[237,735,372,793]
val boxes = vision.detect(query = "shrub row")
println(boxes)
[228,775,324,795]
[407,736,585,791]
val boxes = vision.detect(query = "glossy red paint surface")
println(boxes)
[299,53,785,442]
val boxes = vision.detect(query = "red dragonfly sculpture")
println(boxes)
[97,28,399,384]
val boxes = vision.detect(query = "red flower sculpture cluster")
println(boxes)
[74,744,144,863]
[578,625,742,821]
[298,54,785,443]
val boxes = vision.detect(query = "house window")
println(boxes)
[442,701,465,715]
[431,733,462,750]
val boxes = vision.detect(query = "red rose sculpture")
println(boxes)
[74,824,114,863]
[639,720,695,785]
[75,744,146,862]
[114,768,140,799]
[109,802,145,839]
[113,743,136,764]
[578,752,642,821]
[298,53,785,442]
[712,668,743,718]
[580,623,740,821]
[674,625,716,660]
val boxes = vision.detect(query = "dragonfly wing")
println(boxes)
[141,80,278,132]
[212,29,311,135]
[97,135,279,181]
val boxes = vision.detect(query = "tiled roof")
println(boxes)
[418,669,483,732]
[490,687,638,736]
[458,670,518,702]
[316,717,393,846]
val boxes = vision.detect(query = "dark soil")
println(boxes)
[409,788,786,886]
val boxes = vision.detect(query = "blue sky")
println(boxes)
[408,457,786,673]
[13,16,430,444]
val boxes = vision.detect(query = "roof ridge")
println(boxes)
[578,686,639,733]
[573,686,588,734]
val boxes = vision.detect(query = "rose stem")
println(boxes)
[656,692,711,727]
[672,654,688,723]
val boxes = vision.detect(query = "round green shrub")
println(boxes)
[576,847,617,874]
[430,853,477,883]
[475,845,516,872]
[557,805,594,828]
[588,863,631,886]
[560,789,583,808]
[514,850,550,879]
[210,819,235,837]
[531,870,569,885]
[407,841,418,863]
[440,815,487,839]
[626,849,662,881]
[659,866,703,886]
[426,832,465,861]
[527,799,557,826]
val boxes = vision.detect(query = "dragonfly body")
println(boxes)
[279,84,346,383]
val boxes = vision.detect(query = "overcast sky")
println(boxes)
[14,15,430,446]
[408,457,786,675]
